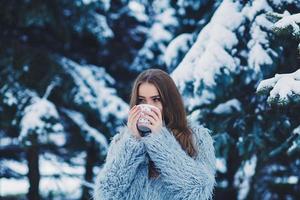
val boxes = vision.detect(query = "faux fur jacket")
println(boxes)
[93,124,216,200]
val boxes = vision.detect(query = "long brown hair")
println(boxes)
[129,69,197,179]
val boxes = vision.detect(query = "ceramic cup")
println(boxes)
[136,104,157,136]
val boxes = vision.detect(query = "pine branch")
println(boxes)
[268,128,300,158]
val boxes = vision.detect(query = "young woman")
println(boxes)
[93,69,216,200]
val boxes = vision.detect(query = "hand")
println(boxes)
[142,106,163,134]
[127,105,142,139]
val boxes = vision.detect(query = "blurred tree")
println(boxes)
[0,0,129,198]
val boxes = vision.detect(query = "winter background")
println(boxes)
[0,0,300,199]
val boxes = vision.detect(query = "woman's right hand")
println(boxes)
[127,105,141,139]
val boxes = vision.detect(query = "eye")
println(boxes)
[153,97,161,102]
[137,98,145,103]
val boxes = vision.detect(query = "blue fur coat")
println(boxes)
[93,124,216,200]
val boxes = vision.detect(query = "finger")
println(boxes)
[128,114,139,127]
[151,107,162,120]
[128,105,135,113]
[128,105,138,115]
[144,110,158,121]
[143,114,156,125]
[132,110,141,123]
[128,106,140,122]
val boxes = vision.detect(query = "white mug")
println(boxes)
[136,104,157,136]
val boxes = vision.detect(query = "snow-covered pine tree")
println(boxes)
[255,9,300,200]
[0,1,130,198]
[257,10,300,106]
[0,74,64,199]
[129,0,217,73]
[171,0,300,199]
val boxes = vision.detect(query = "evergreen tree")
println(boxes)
[171,0,300,199]
[0,0,129,198]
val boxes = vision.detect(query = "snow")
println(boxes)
[152,0,171,14]
[129,0,178,71]
[242,0,272,21]
[216,157,227,173]
[257,69,300,105]
[1,159,28,175]
[0,137,19,147]
[292,125,300,135]
[164,33,193,71]
[43,79,60,99]
[62,108,108,154]
[246,14,274,76]
[287,125,300,154]
[148,6,177,42]
[219,180,229,188]
[242,0,276,83]
[156,8,178,27]
[128,1,148,22]
[176,0,207,11]
[172,0,243,79]
[271,0,299,7]
[234,155,257,200]
[213,99,242,115]
[82,0,96,4]
[89,13,114,43]
[1,84,18,106]
[0,178,29,196]
[0,153,86,198]
[60,57,129,125]
[274,176,299,184]
[287,176,298,184]
[40,176,82,198]
[171,0,244,109]
[150,23,173,42]
[19,98,65,146]
[171,0,278,111]
[82,0,110,10]
[39,153,85,198]
[41,153,84,176]
[273,12,300,37]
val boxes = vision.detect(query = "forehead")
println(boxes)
[138,83,160,97]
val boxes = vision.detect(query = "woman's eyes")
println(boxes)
[137,98,160,103]
[153,98,160,102]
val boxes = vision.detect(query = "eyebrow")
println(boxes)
[138,95,160,98]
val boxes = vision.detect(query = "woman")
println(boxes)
[93,69,216,200]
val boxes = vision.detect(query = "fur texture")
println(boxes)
[93,125,216,200]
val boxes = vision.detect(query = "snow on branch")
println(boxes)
[19,98,65,146]
[287,125,300,155]
[256,69,300,105]
[269,11,300,39]
[62,108,108,155]
[269,124,300,157]
[171,0,245,109]
[59,57,129,127]
[267,10,300,53]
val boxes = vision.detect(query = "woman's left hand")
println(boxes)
[143,106,163,134]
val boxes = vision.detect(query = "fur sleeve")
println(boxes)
[142,126,216,200]
[93,126,147,200]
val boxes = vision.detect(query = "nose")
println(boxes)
[146,101,155,107]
